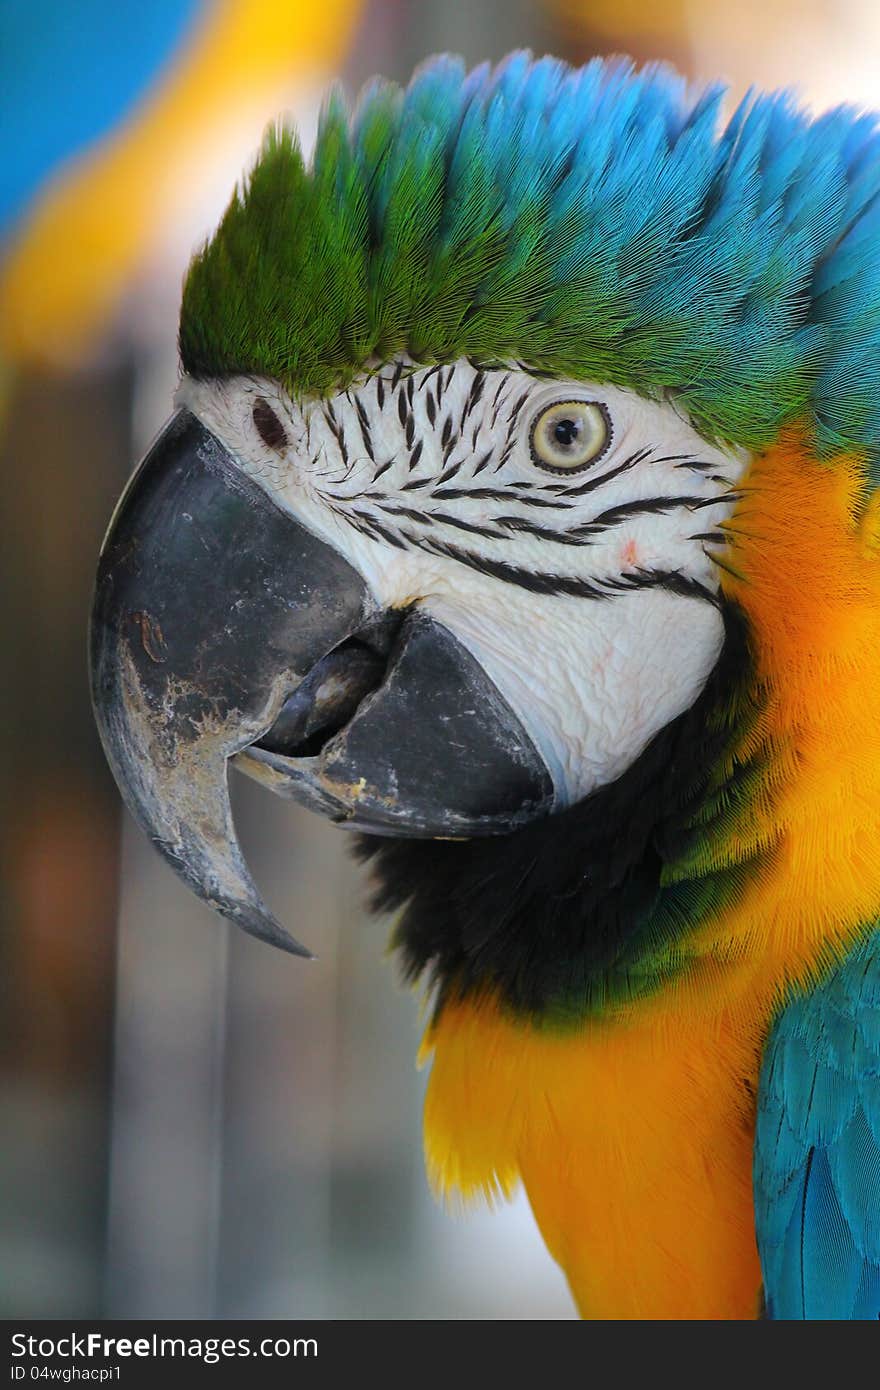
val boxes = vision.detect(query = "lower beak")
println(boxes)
[90,410,553,953]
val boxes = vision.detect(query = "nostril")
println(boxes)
[255,640,388,758]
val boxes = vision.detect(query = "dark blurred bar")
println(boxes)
[0,362,132,1315]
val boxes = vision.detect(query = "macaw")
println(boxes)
[89,52,880,1319]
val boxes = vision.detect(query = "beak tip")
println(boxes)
[229,903,314,959]
[286,939,317,961]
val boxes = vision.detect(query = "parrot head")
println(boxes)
[90,53,880,1001]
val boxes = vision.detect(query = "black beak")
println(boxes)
[90,410,553,954]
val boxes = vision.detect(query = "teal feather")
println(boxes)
[755,929,880,1318]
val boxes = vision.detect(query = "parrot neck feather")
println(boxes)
[357,601,758,1023]
[414,434,880,1318]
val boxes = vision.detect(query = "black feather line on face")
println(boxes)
[608,568,721,607]
[461,370,486,430]
[419,364,443,392]
[552,446,653,496]
[352,511,408,549]
[377,504,433,525]
[337,509,384,541]
[355,397,374,460]
[586,495,710,528]
[415,536,610,597]
[672,457,715,472]
[427,511,506,540]
[472,448,494,477]
[431,487,572,509]
[494,516,593,546]
[688,491,743,510]
[489,375,508,427]
[515,361,558,380]
[508,389,531,430]
[356,602,755,1022]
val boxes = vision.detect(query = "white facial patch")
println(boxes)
[177,362,748,807]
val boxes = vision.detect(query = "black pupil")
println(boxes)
[553,417,580,448]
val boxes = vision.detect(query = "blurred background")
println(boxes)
[2,0,879,1321]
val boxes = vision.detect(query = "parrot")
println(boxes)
[88,52,880,1319]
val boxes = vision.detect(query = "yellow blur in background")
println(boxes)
[2,0,879,1320]
[1,0,361,367]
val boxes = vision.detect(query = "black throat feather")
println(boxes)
[355,603,760,1026]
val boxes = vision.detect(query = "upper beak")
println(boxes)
[90,410,553,954]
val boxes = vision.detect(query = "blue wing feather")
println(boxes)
[755,929,880,1318]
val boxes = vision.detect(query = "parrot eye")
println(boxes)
[529,399,611,473]
[252,397,288,452]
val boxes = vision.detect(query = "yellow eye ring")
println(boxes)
[528,399,612,474]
